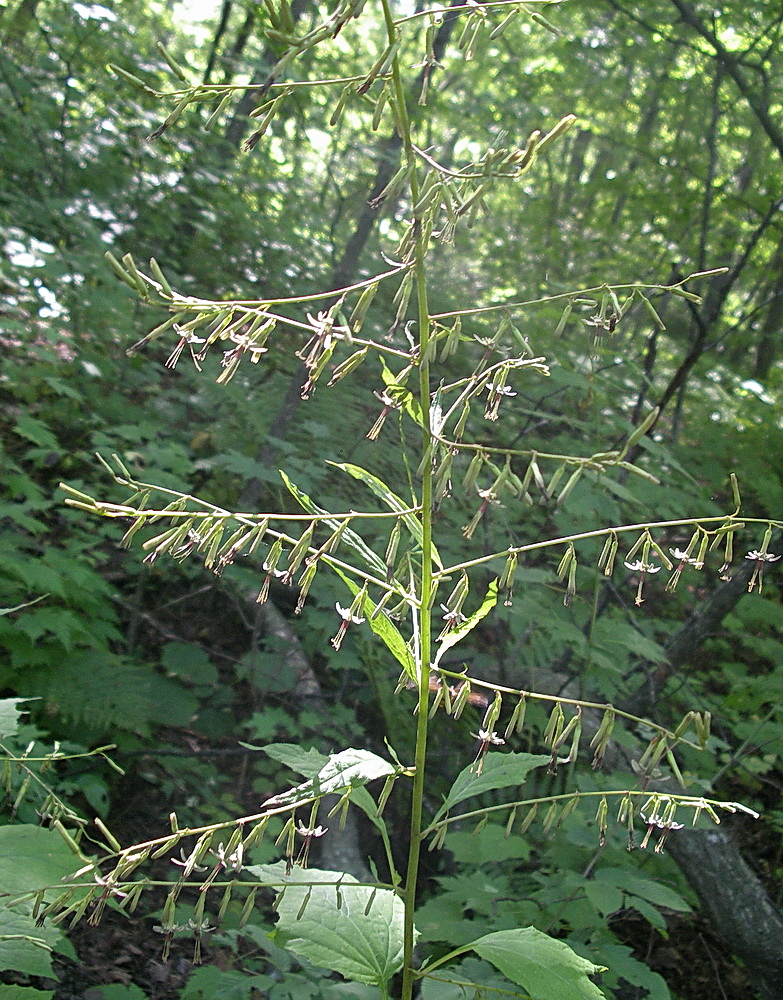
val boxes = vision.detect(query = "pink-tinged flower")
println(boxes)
[331,602,365,650]
[470,728,505,776]
[437,603,467,640]
[624,559,661,605]
[367,390,399,440]
[165,329,205,370]
[295,821,328,869]
[666,547,702,591]
[462,488,501,540]
[221,335,268,368]
[745,549,780,594]
[669,547,702,568]
[639,812,684,853]
[211,841,244,873]
[484,382,517,421]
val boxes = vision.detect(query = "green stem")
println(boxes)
[378,1,434,995]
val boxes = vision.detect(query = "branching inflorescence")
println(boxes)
[41,2,780,998]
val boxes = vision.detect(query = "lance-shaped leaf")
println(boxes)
[468,927,607,1000]
[432,751,549,825]
[264,748,395,809]
[279,470,386,575]
[333,566,416,682]
[379,356,424,429]
[432,578,498,667]
[328,461,442,570]
[249,862,407,988]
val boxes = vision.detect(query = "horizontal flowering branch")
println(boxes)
[420,787,759,841]
[429,269,728,321]
[440,514,780,578]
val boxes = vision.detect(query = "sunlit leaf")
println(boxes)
[250,862,407,987]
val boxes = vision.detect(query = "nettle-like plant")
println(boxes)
[48,2,777,998]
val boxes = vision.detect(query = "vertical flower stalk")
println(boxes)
[377,2,434,995]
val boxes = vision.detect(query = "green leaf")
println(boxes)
[469,927,607,1000]
[0,826,89,898]
[445,825,532,865]
[264,748,395,809]
[160,641,218,685]
[0,698,35,739]
[433,578,499,666]
[583,469,643,508]
[329,461,442,569]
[379,357,424,429]
[332,566,416,681]
[13,415,59,450]
[583,881,624,918]
[597,945,670,1000]
[0,987,54,999]
[432,752,549,824]
[250,862,407,987]
[628,896,667,931]
[279,470,386,575]
[16,608,86,651]
[605,871,690,912]
[178,966,273,1000]
[0,909,55,979]
[419,957,516,999]
[262,742,329,778]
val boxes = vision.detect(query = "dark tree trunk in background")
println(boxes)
[753,232,783,380]
[2,0,41,48]
[202,0,234,85]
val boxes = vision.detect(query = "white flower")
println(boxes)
[745,550,780,563]
[624,559,661,573]
[335,602,365,625]
[472,729,505,746]
[669,548,701,566]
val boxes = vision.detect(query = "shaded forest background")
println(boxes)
[1,1,782,998]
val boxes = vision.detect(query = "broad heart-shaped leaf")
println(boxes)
[264,748,395,808]
[432,752,549,824]
[279,470,386,576]
[333,566,416,681]
[469,928,607,1000]
[328,461,442,570]
[0,906,72,979]
[433,579,499,667]
[0,825,88,898]
[249,861,407,987]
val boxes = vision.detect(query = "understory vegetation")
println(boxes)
[1,2,782,999]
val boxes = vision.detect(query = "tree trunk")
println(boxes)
[753,232,783,380]
[2,0,41,48]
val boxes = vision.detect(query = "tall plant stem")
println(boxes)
[379,2,433,996]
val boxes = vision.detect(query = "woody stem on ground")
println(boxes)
[378,1,434,996]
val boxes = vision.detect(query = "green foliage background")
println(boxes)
[1,1,781,998]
